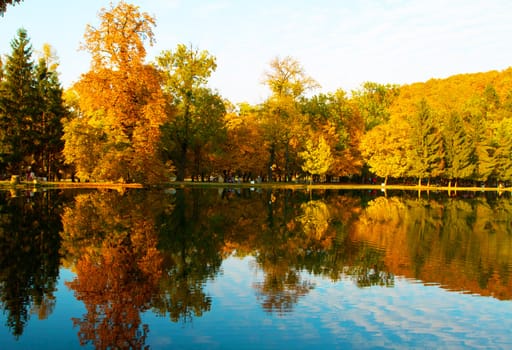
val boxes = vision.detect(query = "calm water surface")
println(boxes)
[0,187,512,349]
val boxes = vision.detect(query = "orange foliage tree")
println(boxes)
[62,1,169,184]
[219,102,267,180]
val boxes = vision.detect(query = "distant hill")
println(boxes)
[390,67,512,117]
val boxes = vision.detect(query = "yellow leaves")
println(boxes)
[360,117,410,181]
[64,3,169,184]
[224,112,243,131]
[157,44,217,96]
[263,56,319,98]
[82,1,156,70]
[299,135,333,178]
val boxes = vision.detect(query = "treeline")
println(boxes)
[1,1,512,185]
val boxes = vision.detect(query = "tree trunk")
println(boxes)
[267,142,275,182]
[193,147,201,183]
[177,141,187,181]
[284,142,289,182]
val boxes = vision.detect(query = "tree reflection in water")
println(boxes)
[2,188,512,344]
[62,190,165,349]
[0,189,65,338]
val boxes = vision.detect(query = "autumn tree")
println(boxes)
[301,90,364,178]
[352,82,400,130]
[406,99,444,186]
[299,136,333,184]
[261,56,318,181]
[220,102,267,180]
[63,1,169,183]
[359,117,410,185]
[156,44,220,181]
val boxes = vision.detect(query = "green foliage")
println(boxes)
[0,28,37,173]
[261,56,318,181]
[0,29,66,179]
[157,44,219,181]
[493,118,512,182]
[406,99,444,184]
[352,82,400,130]
[443,112,475,184]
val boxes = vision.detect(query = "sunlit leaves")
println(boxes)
[64,2,168,183]
[156,44,217,99]
[352,81,400,130]
[360,118,410,184]
[81,1,155,70]
[406,99,444,185]
[443,112,474,184]
[261,56,317,181]
[263,56,319,99]
[299,136,333,183]
[156,44,220,181]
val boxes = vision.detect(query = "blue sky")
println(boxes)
[1,0,512,104]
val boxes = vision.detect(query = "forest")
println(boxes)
[1,1,512,186]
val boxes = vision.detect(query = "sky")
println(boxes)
[1,0,512,105]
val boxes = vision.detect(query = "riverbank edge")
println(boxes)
[0,180,509,192]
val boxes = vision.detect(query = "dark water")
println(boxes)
[0,187,512,349]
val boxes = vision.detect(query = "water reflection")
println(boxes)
[0,188,511,347]
[61,190,166,349]
[353,194,512,299]
[0,189,67,338]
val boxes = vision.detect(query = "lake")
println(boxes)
[0,187,511,349]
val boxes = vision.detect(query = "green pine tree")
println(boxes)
[465,106,494,182]
[406,99,444,186]
[493,118,512,183]
[0,28,38,175]
[443,112,475,187]
[33,55,67,180]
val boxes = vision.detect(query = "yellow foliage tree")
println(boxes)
[62,1,169,183]
[299,135,333,184]
[359,118,410,185]
[262,56,319,181]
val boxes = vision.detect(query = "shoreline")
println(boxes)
[0,180,509,192]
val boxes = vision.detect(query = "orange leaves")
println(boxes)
[64,2,169,184]
[82,1,155,70]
